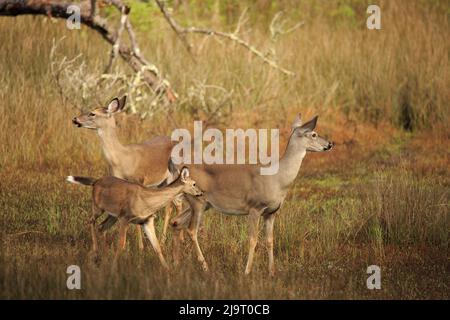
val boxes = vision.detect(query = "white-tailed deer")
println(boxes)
[66,168,202,269]
[172,114,333,275]
[72,96,180,248]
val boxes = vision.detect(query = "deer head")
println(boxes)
[291,114,333,152]
[72,96,127,130]
[179,167,203,196]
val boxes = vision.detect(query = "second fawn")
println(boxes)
[67,167,202,269]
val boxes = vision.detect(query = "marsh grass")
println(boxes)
[0,0,449,299]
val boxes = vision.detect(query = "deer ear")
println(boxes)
[299,116,318,132]
[118,95,127,112]
[180,167,190,182]
[106,98,120,114]
[291,113,302,129]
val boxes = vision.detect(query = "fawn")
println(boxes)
[67,167,202,269]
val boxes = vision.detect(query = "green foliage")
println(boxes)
[330,3,356,20]
[102,0,157,32]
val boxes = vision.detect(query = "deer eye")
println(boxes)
[89,113,96,117]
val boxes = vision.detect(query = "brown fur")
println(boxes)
[173,115,333,275]
[67,168,201,268]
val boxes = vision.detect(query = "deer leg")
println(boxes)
[172,229,182,266]
[244,209,261,275]
[143,216,169,270]
[113,218,128,265]
[174,198,185,242]
[98,215,117,250]
[136,225,144,251]
[171,196,186,264]
[187,228,208,272]
[90,204,103,253]
[179,229,185,242]
[118,219,128,252]
[264,213,276,276]
[161,204,173,244]
[98,215,117,232]
[186,201,209,272]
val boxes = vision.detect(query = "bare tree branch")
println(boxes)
[233,7,249,35]
[152,0,194,58]
[154,0,295,76]
[90,0,96,20]
[106,0,178,101]
[104,4,129,74]
[50,37,82,110]
[125,19,142,59]
[0,0,177,102]
[270,11,304,42]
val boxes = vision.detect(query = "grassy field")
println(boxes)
[0,0,449,299]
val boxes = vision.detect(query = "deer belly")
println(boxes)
[263,202,282,215]
[210,202,247,215]
[207,196,248,215]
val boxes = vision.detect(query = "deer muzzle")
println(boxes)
[72,117,82,127]
[324,141,334,151]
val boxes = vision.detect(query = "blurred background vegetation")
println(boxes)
[0,0,447,170]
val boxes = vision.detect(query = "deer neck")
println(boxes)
[97,126,126,169]
[276,134,306,189]
[141,182,184,209]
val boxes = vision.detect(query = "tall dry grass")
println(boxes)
[0,0,449,171]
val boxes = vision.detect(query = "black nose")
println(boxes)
[72,118,81,127]
[324,142,334,151]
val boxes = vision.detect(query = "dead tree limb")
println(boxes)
[270,11,305,42]
[90,0,96,20]
[154,0,295,76]
[103,4,129,74]
[152,0,194,58]
[0,0,176,102]
[49,38,83,110]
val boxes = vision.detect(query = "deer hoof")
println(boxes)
[201,262,209,272]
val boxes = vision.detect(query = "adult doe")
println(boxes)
[66,168,202,268]
[173,114,333,275]
[72,96,180,247]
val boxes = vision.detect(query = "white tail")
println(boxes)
[66,176,96,186]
